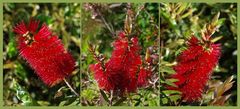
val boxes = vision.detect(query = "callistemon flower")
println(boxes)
[90,32,151,95]
[13,19,75,87]
[168,35,221,102]
[137,67,152,87]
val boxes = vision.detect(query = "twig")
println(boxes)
[63,78,79,97]
[176,98,183,106]
[88,43,106,71]
[109,90,114,106]
[135,4,145,19]
[96,9,115,36]
[113,97,127,106]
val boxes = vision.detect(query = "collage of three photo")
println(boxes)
[1,1,238,107]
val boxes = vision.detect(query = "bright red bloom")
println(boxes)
[169,36,221,102]
[13,19,75,87]
[90,32,151,95]
[137,67,151,87]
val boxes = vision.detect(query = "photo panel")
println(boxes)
[3,3,81,106]
[80,3,159,106]
[160,3,237,106]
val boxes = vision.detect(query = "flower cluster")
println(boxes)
[168,36,221,102]
[13,19,75,87]
[90,32,151,95]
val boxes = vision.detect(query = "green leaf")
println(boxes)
[81,89,96,100]
[161,97,168,105]
[7,32,17,58]
[162,90,182,96]
[12,79,38,106]
[181,8,196,19]
[176,3,189,15]
[163,79,178,87]
[160,11,177,28]
[59,100,67,106]
[68,98,80,106]
[216,18,226,27]
[169,95,181,103]
[15,61,28,82]
[212,12,220,26]
[113,97,126,106]
[59,97,79,106]
[211,36,223,43]
[37,101,50,106]
[175,46,187,56]
[160,66,176,74]
[148,98,158,106]
[100,89,109,103]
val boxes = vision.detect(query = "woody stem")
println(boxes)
[63,78,79,97]
[89,45,105,71]
[109,90,114,106]
[96,9,115,36]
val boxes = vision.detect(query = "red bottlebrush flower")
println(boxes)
[137,67,151,87]
[169,36,221,102]
[13,19,75,87]
[90,32,151,95]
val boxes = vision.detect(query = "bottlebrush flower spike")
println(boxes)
[13,19,75,87]
[169,35,221,102]
[90,32,151,95]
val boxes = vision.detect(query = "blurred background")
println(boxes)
[160,3,237,106]
[81,3,159,106]
[3,3,81,106]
